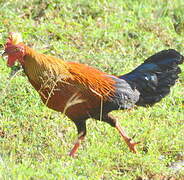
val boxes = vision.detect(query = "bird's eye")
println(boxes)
[15,48,19,52]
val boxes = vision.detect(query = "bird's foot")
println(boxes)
[69,135,85,157]
[126,137,140,153]
[69,142,80,157]
[115,122,140,153]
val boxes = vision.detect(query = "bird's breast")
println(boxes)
[35,83,103,120]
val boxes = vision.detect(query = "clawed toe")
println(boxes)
[115,122,140,153]
[126,139,140,153]
[131,134,136,140]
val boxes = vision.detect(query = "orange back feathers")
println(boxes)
[67,62,116,98]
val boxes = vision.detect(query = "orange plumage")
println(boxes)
[22,45,116,119]
[3,32,183,157]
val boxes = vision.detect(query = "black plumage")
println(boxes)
[119,49,183,106]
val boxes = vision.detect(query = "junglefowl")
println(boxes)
[3,32,184,157]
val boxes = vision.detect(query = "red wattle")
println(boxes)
[7,55,17,67]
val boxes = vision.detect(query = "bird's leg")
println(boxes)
[69,120,86,157]
[69,133,85,157]
[115,122,139,153]
[102,114,139,153]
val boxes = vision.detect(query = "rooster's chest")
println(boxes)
[28,78,101,120]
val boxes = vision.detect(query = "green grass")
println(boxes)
[0,0,184,179]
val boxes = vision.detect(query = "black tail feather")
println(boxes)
[120,49,184,106]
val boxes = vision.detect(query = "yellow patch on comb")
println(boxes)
[9,32,23,45]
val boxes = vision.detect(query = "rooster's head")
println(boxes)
[3,32,25,67]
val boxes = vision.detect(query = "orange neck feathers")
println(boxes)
[23,45,72,83]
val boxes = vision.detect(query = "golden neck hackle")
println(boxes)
[23,45,72,84]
